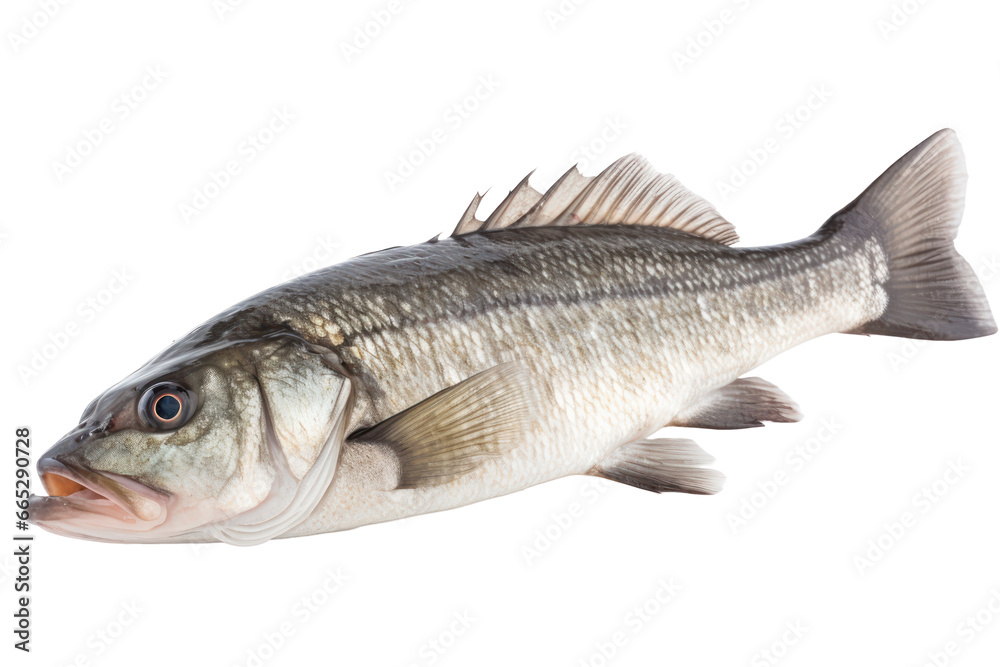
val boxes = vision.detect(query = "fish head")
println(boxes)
[29,334,352,545]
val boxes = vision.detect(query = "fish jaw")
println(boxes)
[28,457,171,542]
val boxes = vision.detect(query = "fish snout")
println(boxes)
[34,454,166,524]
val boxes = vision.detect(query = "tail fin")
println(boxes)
[821,129,996,340]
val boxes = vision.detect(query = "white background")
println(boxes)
[2,1,999,666]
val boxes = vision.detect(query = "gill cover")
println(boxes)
[207,337,353,546]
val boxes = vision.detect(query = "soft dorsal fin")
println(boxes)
[452,154,738,245]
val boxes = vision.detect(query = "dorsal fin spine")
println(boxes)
[451,154,739,245]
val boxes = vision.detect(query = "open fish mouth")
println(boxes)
[29,458,168,538]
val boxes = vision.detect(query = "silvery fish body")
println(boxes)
[28,129,996,544]
[279,225,879,535]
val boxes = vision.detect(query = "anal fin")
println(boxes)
[671,377,802,430]
[592,438,723,495]
[349,363,533,489]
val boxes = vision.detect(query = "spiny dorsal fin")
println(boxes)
[454,192,485,236]
[514,164,590,228]
[451,154,738,245]
[482,171,543,231]
[349,363,534,489]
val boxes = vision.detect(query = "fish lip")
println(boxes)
[34,458,167,524]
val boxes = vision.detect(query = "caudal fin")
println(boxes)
[822,129,996,340]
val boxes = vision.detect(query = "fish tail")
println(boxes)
[820,128,996,340]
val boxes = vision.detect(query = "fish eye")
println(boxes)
[138,382,197,430]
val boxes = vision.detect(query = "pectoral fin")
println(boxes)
[592,438,723,495]
[671,377,802,430]
[350,363,534,489]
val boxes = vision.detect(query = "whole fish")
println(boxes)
[29,129,995,544]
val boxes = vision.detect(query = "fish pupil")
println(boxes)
[154,395,181,421]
